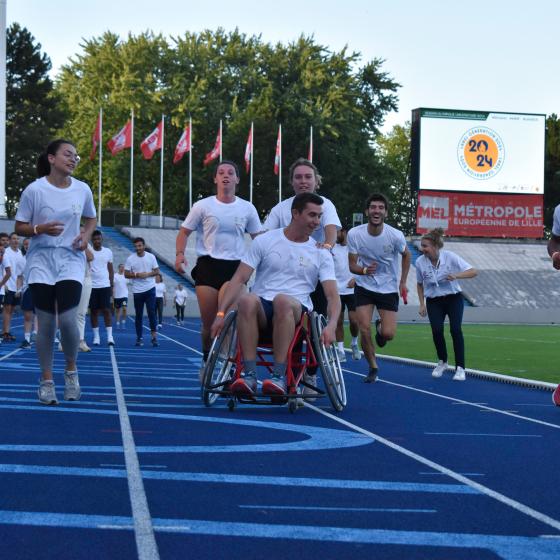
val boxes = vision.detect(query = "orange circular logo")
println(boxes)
[457,127,505,180]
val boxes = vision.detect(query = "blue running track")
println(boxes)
[0,316,559,559]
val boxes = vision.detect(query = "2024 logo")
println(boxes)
[457,127,505,180]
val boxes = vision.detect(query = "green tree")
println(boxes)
[56,29,400,223]
[545,114,560,232]
[5,23,65,216]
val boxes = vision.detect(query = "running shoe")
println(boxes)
[2,332,16,342]
[364,367,378,383]
[374,319,386,348]
[93,336,100,346]
[38,380,58,405]
[552,384,560,406]
[337,348,347,363]
[58,342,63,352]
[79,341,91,352]
[63,371,81,401]
[351,343,361,360]
[107,337,115,346]
[302,373,318,402]
[151,338,159,347]
[453,367,466,381]
[262,374,286,396]
[19,339,32,349]
[135,338,144,347]
[432,361,448,378]
[231,372,258,396]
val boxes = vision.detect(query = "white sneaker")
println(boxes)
[79,340,91,352]
[431,361,448,378]
[107,336,115,346]
[58,342,63,352]
[93,336,100,346]
[337,348,347,363]
[351,343,361,360]
[453,367,466,381]
[64,370,81,400]
[38,380,58,405]
[302,373,318,402]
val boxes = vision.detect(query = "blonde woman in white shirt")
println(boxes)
[416,228,477,381]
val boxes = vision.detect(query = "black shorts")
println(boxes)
[89,287,112,310]
[340,292,357,313]
[191,255,240,291]
[259,297,307,342]
[21,288,35,312]
[355,285,399,312]
[4,290,20,306]
[114,297,128,309]
[31,281,82,314]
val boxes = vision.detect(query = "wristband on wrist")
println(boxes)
[323,243,332,250]
[362,267,368,275]
[33,224,39,236]
[216,311,225,318]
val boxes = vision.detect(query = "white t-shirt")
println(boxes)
[263,194,341,244]
[0,258,6,295]
[4,248,26,292]
[181,196,261,260]
[124,252,159,294]
[90,246,113,289]
[113,272,129,299]
[15,176,96,285]
[331,243,355,296]
[155,282,166,298]
[243,229,336,311]
[553,204,560,236]
[347,223,407,294]
[415,250,472,299]
[174,288,188,306]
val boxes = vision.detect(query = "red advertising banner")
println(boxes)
[416,191,543,238]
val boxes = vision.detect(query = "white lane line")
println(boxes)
[0,348,22,362]
[344,369,560,430]
[306,403,560,532]
[109,346,160,560]
[142,325,202,355]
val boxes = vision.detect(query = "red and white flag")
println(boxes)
[203,127,221,166]
[89,114,101,160]
[244,125,253,173]
[140,120,163,160]
[107,120,132,156]
[173,125,191,164]
[273,126,281,175]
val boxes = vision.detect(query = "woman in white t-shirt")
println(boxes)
[416,228,477,381]
[174,160,262,372]
[174,284,188,324]
[14,139,97,405]
[155,274,166,328]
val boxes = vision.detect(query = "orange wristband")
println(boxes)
[216,311,225,318]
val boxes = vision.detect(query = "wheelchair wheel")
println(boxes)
[202,310,238,407]
[310,312,347,411]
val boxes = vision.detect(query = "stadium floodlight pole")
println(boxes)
[279,124,282,203]
[219,119,222,162]
[0,0,7,217]
[249,121,254,204]
[188,116,192,211]
[129,109,134,227]
[97,107,103,226]
[308,125,313,162]
[159,114,165,228]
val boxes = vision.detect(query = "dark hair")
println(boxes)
[365,192,390,212]
[36,139,76,178]
[291,192,324,214]
[133,237,145,245]
[92,230,102,238]
[422,227,445,249]
[9,232,17,238]
[213,160,240,178]
[0,232,8,238]
[288,158,322,186]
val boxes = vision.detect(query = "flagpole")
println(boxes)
[98,107,103,226]
[278,124,282,203]
[158,115,165,228]
[129,109,134,227]
[188,117,193,211]
[309,125,313,162]
[249,122,254,204]
[219,119,222,162]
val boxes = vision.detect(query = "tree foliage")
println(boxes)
[55,29,400,224]
[5,23,65,217]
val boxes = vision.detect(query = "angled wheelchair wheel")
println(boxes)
[202,310,238,407]
[310,312,347,412]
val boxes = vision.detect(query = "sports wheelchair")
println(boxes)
[201,310,346,413]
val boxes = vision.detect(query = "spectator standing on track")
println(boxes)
[547,204,560,406]
[347,193,411,383]
[331,225,361,362]
[14,138,97,404]
[175,160,262,378]
[125,237,160,347]
[2,233,26,342]
[89,230,114,346]
[416,228,477,381]
[155,274,166,328]
[113,263,129,329]
[0,233,9,319]
[263,158,341,392]
[174,284,187,325]
[211,192,340,397]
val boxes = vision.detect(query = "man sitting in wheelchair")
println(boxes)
[211,192,340,397]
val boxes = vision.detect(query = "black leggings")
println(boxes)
[175,303,185,321]
[426,292,465,368]
[156,297,164,324]
[30,281,82,313]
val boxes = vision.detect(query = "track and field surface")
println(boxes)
[0,317,559,559]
